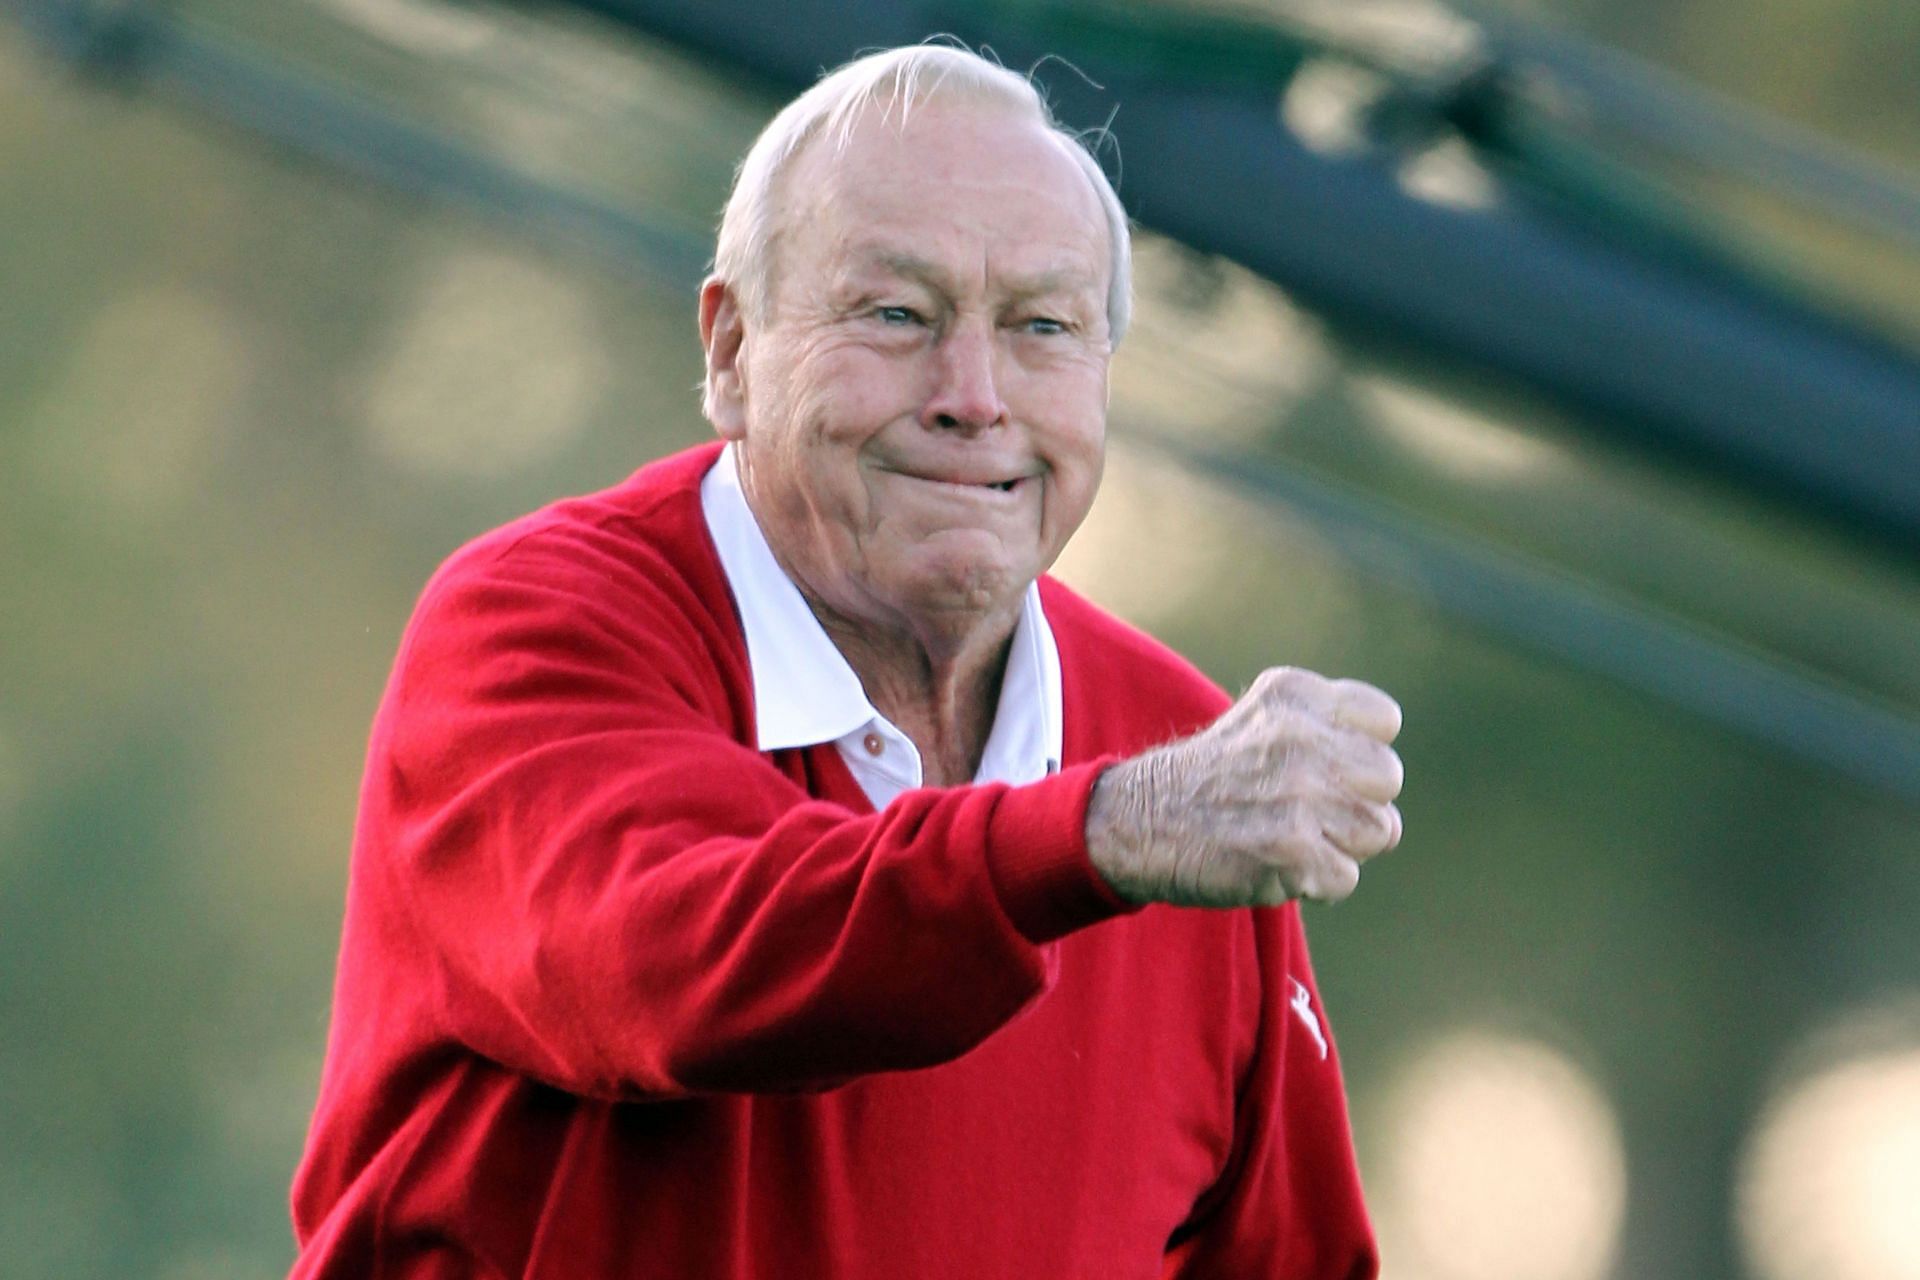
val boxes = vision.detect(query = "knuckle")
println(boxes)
[1328,728,1369,771]
[1302,853,1358,903]
[1331,857,1361,900]
[1276,706,1334,759]
[1335,737,1400,803]
[1281,802,1320,848]
[1353,804,1391,856]
[1250,667,1290,698]
[1248,865,1290,908]
[1274,665,1313,692]
[1284,667,1335,708]
[1335,679,1402,742]
[1348,804,1400,860]
[1259,665,1322,705]
[1267,704,1306,750]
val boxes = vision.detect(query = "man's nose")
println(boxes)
[922,320,1008,434]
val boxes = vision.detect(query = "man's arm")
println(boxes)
[361,533,1130,1103]
[367,522,1402,1105]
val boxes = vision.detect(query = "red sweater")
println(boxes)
[290,443,1377,1279]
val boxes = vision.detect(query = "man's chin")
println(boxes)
[885,553,1033,626]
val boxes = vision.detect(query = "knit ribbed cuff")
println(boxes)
[984,759,1140,945]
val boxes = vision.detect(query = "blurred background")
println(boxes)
[2,1,1917,1277]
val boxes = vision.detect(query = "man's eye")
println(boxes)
[1024,317,1067,336]
[876,306,921,326]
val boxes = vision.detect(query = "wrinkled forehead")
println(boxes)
[779,99,1111,292]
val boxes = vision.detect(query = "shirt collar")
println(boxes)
[700,443,1062,783]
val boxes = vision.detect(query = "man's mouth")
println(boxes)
[888,468,1029,494]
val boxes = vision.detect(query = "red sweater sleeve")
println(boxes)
[1161,906,1379,1278]
[358,517,1133,1102]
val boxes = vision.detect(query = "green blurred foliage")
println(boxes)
[1502,0,1920,168]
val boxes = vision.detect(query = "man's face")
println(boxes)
[704,99,1112,640]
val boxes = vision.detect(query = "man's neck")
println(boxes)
[813,604,1017,787]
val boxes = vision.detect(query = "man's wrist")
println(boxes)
[1084,759,1153,906]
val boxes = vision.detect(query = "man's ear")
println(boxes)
[699,276,749,442]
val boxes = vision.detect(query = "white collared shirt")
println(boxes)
[700,444,1063,810]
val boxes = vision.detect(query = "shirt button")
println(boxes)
[862,732,885,757]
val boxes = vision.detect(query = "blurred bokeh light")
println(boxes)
[1737,999,1920,1280]
[26,286,250,518]
[1372,1031,1628,1280]
[360,245,608,479]
[1351,374,1567,481]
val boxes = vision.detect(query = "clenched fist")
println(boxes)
[1085,667,1404,908]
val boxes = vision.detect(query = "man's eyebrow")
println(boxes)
[852,249,1101,301]
[859,250,947,286]
[1004,267,1102,302]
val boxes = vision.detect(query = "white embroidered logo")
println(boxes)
[1289,977,1329,1060]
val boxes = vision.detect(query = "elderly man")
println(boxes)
[290,43,1402,1280]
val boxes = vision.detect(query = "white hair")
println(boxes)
[711,42,1132,344]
